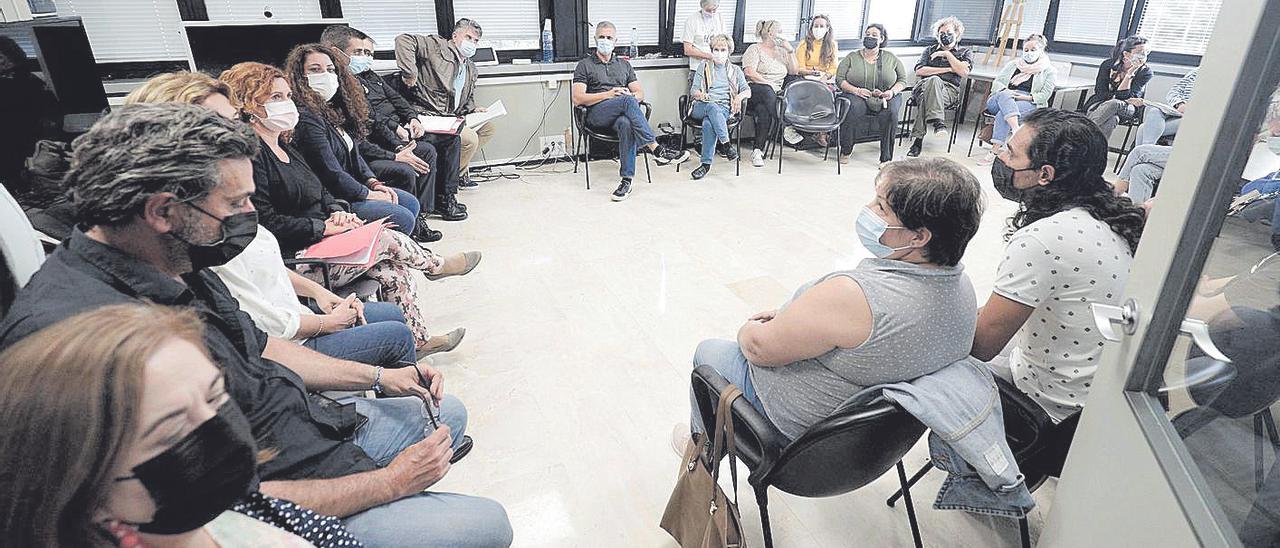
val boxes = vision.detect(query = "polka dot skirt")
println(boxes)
[233,491,363,547]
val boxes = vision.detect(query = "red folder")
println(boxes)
[298,219,386,268]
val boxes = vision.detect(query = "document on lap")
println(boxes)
[465,100,507,129]
[416,115,466,134]
[298,218,388,268]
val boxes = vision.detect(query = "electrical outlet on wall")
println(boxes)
[539,135,566,153]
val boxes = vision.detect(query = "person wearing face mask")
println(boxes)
[836,23,906,166]
[687,34,751,180]
[220,61,479,357]
[796,15,837,81]
[572,21,691,201]
[906,16,972,157]
[284,44,437,235]
[1085,36,1153,140]
[1136,67,1198,146]
[977,110,1145,462]
[674,157,984,443]
[395,19,496,190]
[682,0,726,73]
[0,103,513,548]
[322,25,452,241]
[0,303,363,547]
[977,34,1057,166]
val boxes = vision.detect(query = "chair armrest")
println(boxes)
[639,101,653,120]
[678,95,689,119]
[834,95,852,123]
[283,258,332,290]
[692,365,788,472]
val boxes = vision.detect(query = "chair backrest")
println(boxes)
[0,185,46,317]
[781,80,836,123]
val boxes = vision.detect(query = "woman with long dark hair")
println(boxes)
[1084,35,1153,139]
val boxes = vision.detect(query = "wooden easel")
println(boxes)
[984,0,1026,66]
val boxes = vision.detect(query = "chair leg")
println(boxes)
[1114,123,1136,173]
[573,130,580,174]
[584,135,591,190]
[755,485,775,548]
[831,132,840,175]
[1257,413,1268,493]
[643,151,653,184]
[896,461,925,548]
[968,115,981,157]
[677,121,687,173]
[1019,515,1032,548]
[887,461,934,507]
[735,124,742,177]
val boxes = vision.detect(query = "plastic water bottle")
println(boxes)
[541,19,554,63]
[628,27,639,60]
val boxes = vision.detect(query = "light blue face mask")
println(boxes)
[856,207,915,258]
[347,55,374,74]
[596,37,616,57]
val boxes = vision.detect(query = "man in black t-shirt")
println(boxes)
[907,16,973,158]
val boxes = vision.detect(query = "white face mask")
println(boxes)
[811,26,828,40]
[596,37,616,57]
[306,72,339,102]
[260,99,299,132]
[712,50,729,64]
[1021,49,1041,63]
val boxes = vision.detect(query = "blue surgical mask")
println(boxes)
[459,41,478,59]
[856,207,914,258]
[347,54,374,74]
[597,37,615,57]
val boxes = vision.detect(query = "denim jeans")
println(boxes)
[689,339,769,435]
[585,95,656,179]
[986,90,1038,145]
[302,302,416,368]
[690,101,731,165]
[350,187,420,236]
[1137,105,1181,146]
[342,396,513,547]
[1118,143,1170,203]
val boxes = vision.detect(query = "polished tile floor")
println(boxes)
[419,134,1054,547]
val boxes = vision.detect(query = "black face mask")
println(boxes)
[991,156,1043,202]
[862,36,880,49]
[115,401,258,535]
[938,32,956,46]
[172,200,258,270]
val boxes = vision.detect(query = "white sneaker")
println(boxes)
[751,149,765,167]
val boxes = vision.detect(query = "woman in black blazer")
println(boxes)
[1085,36,1154,139]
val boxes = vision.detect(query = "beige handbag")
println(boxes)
[660,386,746,548]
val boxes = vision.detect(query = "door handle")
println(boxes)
[1091,299,1140,342]
[1179,318,1232,363]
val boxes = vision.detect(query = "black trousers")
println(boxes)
[421,133,462,202]
[369,139,439,212]
[746,83,778,151]
[839,93,902,162]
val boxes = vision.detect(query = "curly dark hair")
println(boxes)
[1008,109,1146,252]
[283,43,369,138]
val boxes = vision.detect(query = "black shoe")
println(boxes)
[691,163,711,180]
[612,179,633,202]
[907,138,923,157]
[718,143,739,162]
[412,214,443,242]
[652,145,690,166]
[458,176,478,189]
[930,120,948,137]
[431,196,468,221]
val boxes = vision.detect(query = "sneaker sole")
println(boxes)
[655,151,691,166]
[611,193,630,202]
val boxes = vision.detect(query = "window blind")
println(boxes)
[1052,0,1123,46]
[743,0,803,43]
[1136,0,1222,56]
[811,0,866,41]
[916,0,999,43]
[343,0,436,49]
[588,0,660,46]
[1016,0,1050,38]
[453,0,541,50]
[51,0,186,62]
[865,0,917,43]
[203,0,322,22]
[26,0,55,15]
[672,0,737,44]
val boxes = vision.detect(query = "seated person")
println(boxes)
[1085,36,1152,140]
[687,33,751,180]
[682,157,984,441]
[906,16,972,158]
[794,15,837,146]
[741,20,797,167]
[220,61,480,355]
[979,33,1057,166]
[976,110,1146,467]
[283,43,427,234]
[395,18,493,190]
[570,21,689,202]
[0,103,513,548]
[1114,143,1169,204]
[323,25,464,232]
[1137,67,1197,146]
[0,304,360,547]
[682,0,726,73]
[836,23,906,166]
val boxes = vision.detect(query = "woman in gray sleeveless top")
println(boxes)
[685,158,985,442]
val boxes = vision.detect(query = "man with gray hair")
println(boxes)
[907,15,972,158]
[573,21,690,201]
[682,0,726,71]
[0,103,514,547]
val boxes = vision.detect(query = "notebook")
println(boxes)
[297,219,386,267]
[417,115,465,134]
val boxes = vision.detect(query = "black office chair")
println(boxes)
[676,95,743,176]
[968,110,998,157]
[572,102,654,190]
[775,80,850,175]
[898,78,971,154]
[692,365,927,548]
[1111,105,1146,173]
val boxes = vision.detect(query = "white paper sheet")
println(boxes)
[465,100,507,129]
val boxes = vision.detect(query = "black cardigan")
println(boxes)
[250,139,346,255]
[293,108,377,202]
[1084,58,1153,110]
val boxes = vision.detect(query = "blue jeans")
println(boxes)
[1137,104,1181,146]
[343,396,513,547]
[350,187,420,236]
[691,101,731,165]
[986,90,1038,145]
[302,302,415,368]
[689,339,768,435]
[585,95,656,179]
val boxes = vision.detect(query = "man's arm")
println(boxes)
[683,41,713,60]
[971,293,1035,362]
[263,335,376,390]
[945,49,972,78]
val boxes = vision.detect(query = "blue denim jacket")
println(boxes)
[865,358,1035,518]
